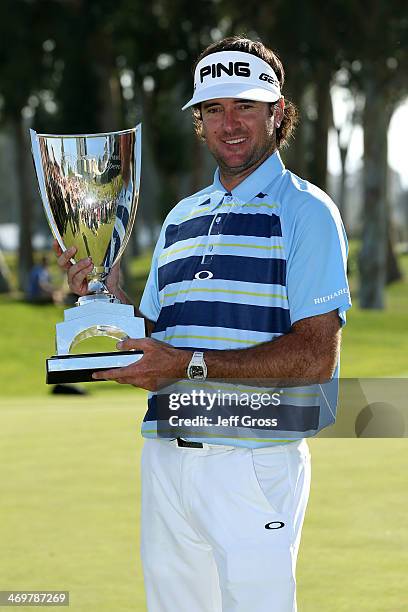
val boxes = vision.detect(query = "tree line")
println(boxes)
[0,0,407,307]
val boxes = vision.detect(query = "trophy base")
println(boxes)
[46,350,143,384]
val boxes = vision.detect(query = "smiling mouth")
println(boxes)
[223,137,247,145]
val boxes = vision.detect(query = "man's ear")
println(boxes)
[274,97,285,128]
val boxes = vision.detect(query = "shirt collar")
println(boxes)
[211,150,285,204]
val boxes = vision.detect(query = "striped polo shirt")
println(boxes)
[139,151,351,447]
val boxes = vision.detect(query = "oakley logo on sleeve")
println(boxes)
[200,62,251,83]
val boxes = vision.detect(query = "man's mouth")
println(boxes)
[223,137,247,145]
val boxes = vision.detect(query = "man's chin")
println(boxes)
[217,154,253,174]
[216,146,275,177]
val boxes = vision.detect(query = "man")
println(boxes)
[55,37,351,612]
[27,255,55,304]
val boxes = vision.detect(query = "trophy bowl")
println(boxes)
[30,125,145,384]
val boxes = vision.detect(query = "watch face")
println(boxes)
[190,365,204,379]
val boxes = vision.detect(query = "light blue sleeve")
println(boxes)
[139,228,166,323]
[281,194,352,326]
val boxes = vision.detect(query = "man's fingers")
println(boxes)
[57,245,77,270]
[92,367,133,381]
[116,337,150,351]
[52,239,63,257]
[68,257,93,276]
[92,369,115,381]
[52,242,92,296]
[67,257,93,293]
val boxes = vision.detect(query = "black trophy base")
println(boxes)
[46,350,143,384]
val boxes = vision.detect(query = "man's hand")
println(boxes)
[92,337,192,391]
[52,239,120,297]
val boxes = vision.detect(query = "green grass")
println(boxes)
[0,394,407,611]
[298,438,408,612]
[0,251,407,396]
[0,394,146,611]
[341,251,408,377]
[0,249,407,611]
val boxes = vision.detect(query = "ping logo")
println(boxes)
[265,521,285,530]
[200,62,251,83]
[259,73,278,86]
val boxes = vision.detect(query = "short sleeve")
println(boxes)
[139,230,166,322]
[282,196,351,326]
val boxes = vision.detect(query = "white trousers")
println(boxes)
[141,438,311,612]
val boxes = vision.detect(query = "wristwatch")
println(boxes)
[187,351,208,380]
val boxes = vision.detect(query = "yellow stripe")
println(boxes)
[163,333,259,345]
[179,201,278,222]
[163,288,288,300]
[180,207,211,221]
[242,202,278,209]
[160,242,283,259]
[209,202,278,210]
[214,243,282,250]
[159,243,207,259]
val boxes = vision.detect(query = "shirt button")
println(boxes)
[225,196,232,203]
[208,245,214,252]
[216,217,221,223]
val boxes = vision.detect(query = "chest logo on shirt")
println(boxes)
[265,521,285,530]
[194,270,214,280]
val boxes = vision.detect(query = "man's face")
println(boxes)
[200,98,282,183]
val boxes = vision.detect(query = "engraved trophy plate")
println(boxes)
[30,126,144,384]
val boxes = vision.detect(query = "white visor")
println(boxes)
[182,50,281,110]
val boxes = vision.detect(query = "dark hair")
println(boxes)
[191,36,298,149]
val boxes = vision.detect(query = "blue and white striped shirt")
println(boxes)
[139,151,351,447]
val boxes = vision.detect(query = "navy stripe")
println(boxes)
[158,255,286,291]
[164,213,282,248]
[165,216,213,248]
[145,396,320,432]
[222,213,281,238]
[144,397,155,422]
[154,301,291,334]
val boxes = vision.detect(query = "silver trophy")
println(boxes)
[30,125,145,384]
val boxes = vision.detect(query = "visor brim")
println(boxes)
[182,84,281,111]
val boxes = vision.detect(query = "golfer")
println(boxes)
[55,36,351,612]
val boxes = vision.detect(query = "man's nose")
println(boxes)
[222,108,241,132]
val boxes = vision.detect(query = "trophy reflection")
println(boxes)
[30,125,145,383]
